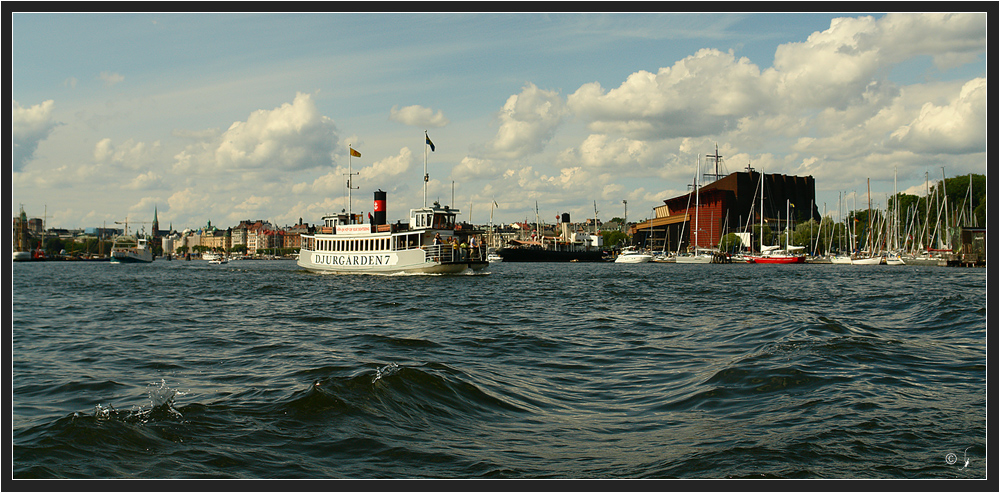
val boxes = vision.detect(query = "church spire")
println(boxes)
[152,206,160,237]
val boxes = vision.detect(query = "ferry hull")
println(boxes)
[110,255,153,264]
[297,248,486,275]
[110,252,153,263]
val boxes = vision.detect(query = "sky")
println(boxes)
[12,11,989,231]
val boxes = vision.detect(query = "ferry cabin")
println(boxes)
[298,201,487,274]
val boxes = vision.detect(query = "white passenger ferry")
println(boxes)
[298,192,488,275]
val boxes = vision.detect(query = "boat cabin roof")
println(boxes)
[410,202,459,231]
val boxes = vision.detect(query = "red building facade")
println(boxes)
[635,170,818,253]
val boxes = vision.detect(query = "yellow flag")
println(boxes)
[350,148,361,158]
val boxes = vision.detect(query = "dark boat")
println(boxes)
[497,239,605,262]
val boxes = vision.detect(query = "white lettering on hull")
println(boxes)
[310,253,397,267]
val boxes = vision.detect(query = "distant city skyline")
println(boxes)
[13,11,987,230]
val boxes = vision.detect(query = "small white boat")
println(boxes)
[885,254,906,266]
[487,251,503,263]
[615,246,653,263]
[675,250,714,264]
[851,255,883,265]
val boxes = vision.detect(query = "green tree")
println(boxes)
[751,223,773,249]
[44,237,64,256]
[719,233,742,253]
[602,230,628,249]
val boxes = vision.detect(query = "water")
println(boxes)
[12,259,987,479]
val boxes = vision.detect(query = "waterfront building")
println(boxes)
[634,168,819,254]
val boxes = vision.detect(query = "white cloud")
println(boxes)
[487,83,567,159]
[358,147,413,181]
[232,195,273,217]
[94,138,163,169]
[888,78,986,155]
[99,71,125,88]
[451,156,497,182]
[568,49,769,139]
[167,188,213,217]
[557,134,650,171]
[124,170,164,190]
[389,105,449,127]
[861,12,986,69]
[294,147,413,195]
[173,92,338,174]
[12,99,59,172]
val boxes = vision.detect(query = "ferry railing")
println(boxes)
[422,244,486,263]
[423,244,454,263]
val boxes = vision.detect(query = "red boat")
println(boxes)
[747,245,806,264]
[747,254,806,264]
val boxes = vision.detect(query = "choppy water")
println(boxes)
[11,259,988,479]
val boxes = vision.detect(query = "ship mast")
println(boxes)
[424,131,435,208]
[346,145,359,224]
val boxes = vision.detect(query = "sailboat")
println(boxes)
[748,172,805,264]
[851,179,883,265]
[676,157,713,264]
[830,192,854,264]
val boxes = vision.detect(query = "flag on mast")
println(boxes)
[350,147,361,158]
[425,132,435,152]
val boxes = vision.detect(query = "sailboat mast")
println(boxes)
[694,157,699,252]
[867,178,872,254]
[940,167,949,249]
[892,166,899,251]
[786,199,790,249]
